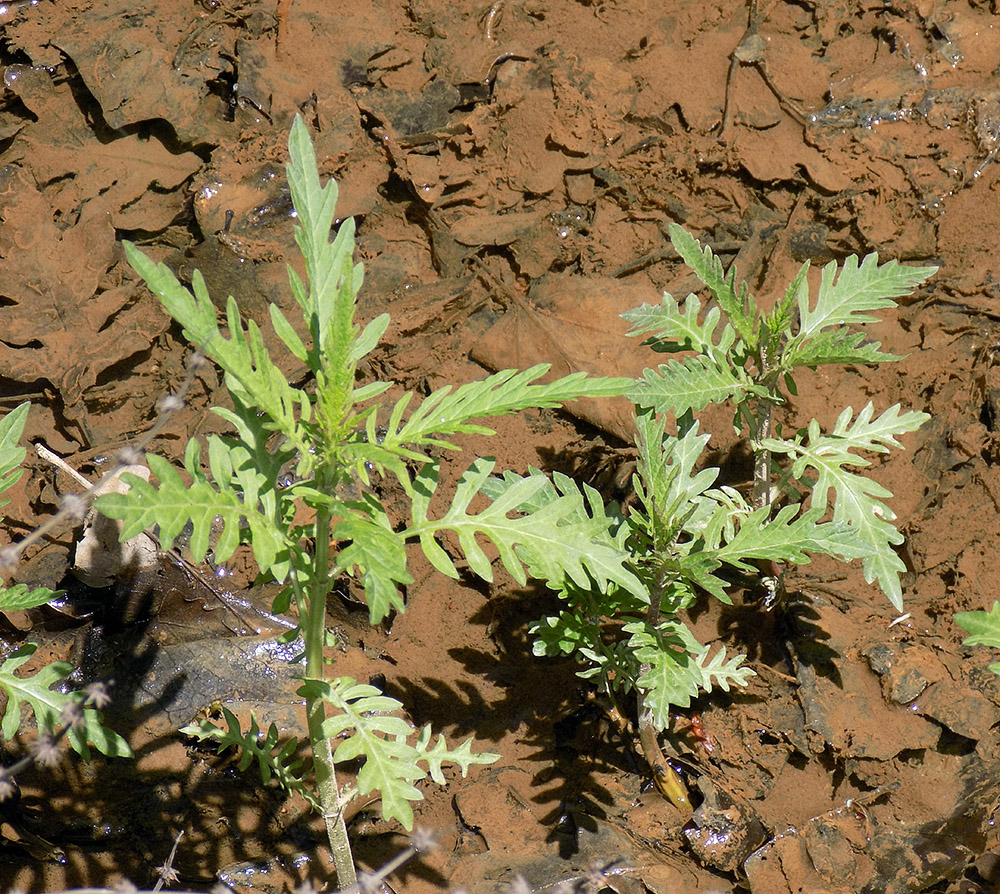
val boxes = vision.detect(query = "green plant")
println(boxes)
[956,603,1000,674]
[493,224,934,807]
[97,115,636,886]
[0,402,130,761]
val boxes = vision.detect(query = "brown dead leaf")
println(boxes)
[5,69,201,230]
[53,2,219,144]
[472,271,657,442]
[0,167,167,423]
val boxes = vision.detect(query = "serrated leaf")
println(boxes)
[667,550,730,603]
[306,678,422,830]
[531,610,599,658]
[628,354,764,416]
[409,459,645,601]
[625,620,704,725]
[828,402,930,453]
[212,393,299,489]
[0,644,130,759]
[578,638,643,693]
[0,583,61,612]
[482,470,633,590]
[123,246,309,454]
[951,608,999,700]
[714,505,875,570]
[333,497,413,624]
[124,243,219,352]
[96,452,287,573]
[480,469,637,593]
[287,115,339,268]
[763,403,928,609]
[341,438,413,496]
[381,366,632,456]
[692,644,756,695]
[634,416,717,539]
[784,253,935,368]
[622,292,726,354]
[287,117,366,437]
[764,261,809,345]
[626,620,754,729]
[180,707,319,809]
[785,328,901,368]
[682,485,756,555]
[308,677,422,828]
[668,223,757,345]
[287,116,356,364]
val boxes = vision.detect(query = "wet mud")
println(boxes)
[3,0,1000,891]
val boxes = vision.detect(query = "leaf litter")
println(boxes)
[2,0,1000,891]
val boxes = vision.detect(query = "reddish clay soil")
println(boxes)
[2,1,1000,892]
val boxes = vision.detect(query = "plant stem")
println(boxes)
[636,568,691,814]
[304,498,357,887]
[749,362,786,605]
[751,398,772,512]
[637,707,690,812]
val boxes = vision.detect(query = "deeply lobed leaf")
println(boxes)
[622,292,726,355]
[628,354,763,417]
[633,416,717,548]
[625,619,755,729]
[380,366,631,456]
[181,707,320,809]
[785,328,900,368]
[0,644,130,759]
[122,248,309,455]
[667,223,757,345]
[333,496,413,624]
[96,449,289,575]
[531,609,603,659]
[414,725,501,785]
[306,677,497,830]
[561,228,932,726]
[712,505,874,570]
[410,458,646,602]
[763,403,928,609]
[783,253,936,368]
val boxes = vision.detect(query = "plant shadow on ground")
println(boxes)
[2,555,463,889]
[2,706,299,890]
[712,591,841,682]
[0,568,286,886]
[388,576,624,839]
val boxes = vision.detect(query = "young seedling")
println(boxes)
[97,115,636,885]
[497,224,935,808]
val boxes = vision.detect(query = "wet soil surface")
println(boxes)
[3,0,1000,891]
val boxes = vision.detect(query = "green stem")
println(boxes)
[304,496,356,887]
[750,355,787,606]
[751,398,772,512]
[636,566,691,814]
[750,341,781,513]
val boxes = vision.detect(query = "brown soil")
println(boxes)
[2,0,1000,892]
